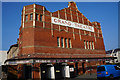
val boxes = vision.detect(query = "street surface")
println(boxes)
[69,73,97,80]
[65,73,120,80]
[72,73,96,80]
[1,73,120,80]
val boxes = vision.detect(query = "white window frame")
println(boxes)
[65,38,68,48]
[92,41,94,50]
[61,37,64,48]
[69,38,72,48]
[57,37,60,47]
[87,41,89,49]
[25,15,28,21]
[36,14,39,21]
[84,40,86,49]
[30,14,33,20]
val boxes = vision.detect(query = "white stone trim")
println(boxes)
[22,6,25,28]
[43,6,45,28]
[33,4,36,28]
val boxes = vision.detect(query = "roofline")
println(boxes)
[7,44,18,54]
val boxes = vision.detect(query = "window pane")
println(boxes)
[25,15,28,21]
[36,14,39,20]
[65,38,68,48]
[30,14,33,20]
[61,37,64,48]
[40,15,42,21]
[87,41,89,49]
[114,66,120,70]
[57,37,60,47]
[90,41,92,49]
[97,66,105,71]
[92,41,94,49]
[84,40,86,49]
[69,38,72,48]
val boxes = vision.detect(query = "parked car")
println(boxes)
[97,65,120,79]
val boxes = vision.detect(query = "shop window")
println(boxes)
[65,38,68,48]
[69,38,72,48]
[57,37,60,47]
[61,37,64,48]
[30,14,33,20]
[36,14,39,21]
[84,40,86,49]
[25,15,28,21]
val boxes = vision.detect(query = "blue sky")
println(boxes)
[2,2,118,51]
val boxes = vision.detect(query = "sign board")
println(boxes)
[7,59,33,65]
[69,68,74,72]
[51,17,94,32]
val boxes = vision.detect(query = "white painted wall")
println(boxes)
[0,51,7,66]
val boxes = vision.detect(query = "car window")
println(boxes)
[97,66,105,71]
[114,66,120,70]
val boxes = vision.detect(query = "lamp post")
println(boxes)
[32,60,35,80]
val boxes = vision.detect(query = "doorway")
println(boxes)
[23,65,32,79]
[82,62,86,74]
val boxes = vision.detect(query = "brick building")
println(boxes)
[5,1,112,80]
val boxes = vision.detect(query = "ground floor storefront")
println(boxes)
[3,57,113,80]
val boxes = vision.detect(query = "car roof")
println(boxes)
[97,65,116,67]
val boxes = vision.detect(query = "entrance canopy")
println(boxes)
[5,55,115,65]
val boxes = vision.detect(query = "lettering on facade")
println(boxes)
[51,17,94,32]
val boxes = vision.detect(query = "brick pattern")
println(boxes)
[18,1,105,58]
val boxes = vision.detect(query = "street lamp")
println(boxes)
[32,59,35,80]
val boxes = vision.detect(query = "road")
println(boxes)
[69,73,97,80]
[2,73,120,80]
[66,73,120,80]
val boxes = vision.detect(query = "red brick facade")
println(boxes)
[8,2,108,79]
[5,2,114,80]
[18,2,105,59]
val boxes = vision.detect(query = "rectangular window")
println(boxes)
[30,14,33,20]
[87,41,89,49]
[61,37,64,48]
[40,15,43,21]
[65,38,68,48]
[98,30,99,37]
[69,38,72,48]
[57,37,60,47]
[90,41,92,49]
[89,32,91,36]
[92,41,94,50]
[114,66,120,70]
[97,66,105,71]
[36,14,39,21]
[84,31,86,35]
[25,15,28,21]
[84,40,86,49]
[98,29,99,33]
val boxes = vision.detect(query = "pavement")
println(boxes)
[69,73,97,80]
[2,73,120,80]
[58,73,97,80]
[68,73,120,80]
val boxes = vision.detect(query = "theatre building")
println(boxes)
[5,1,112,80]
